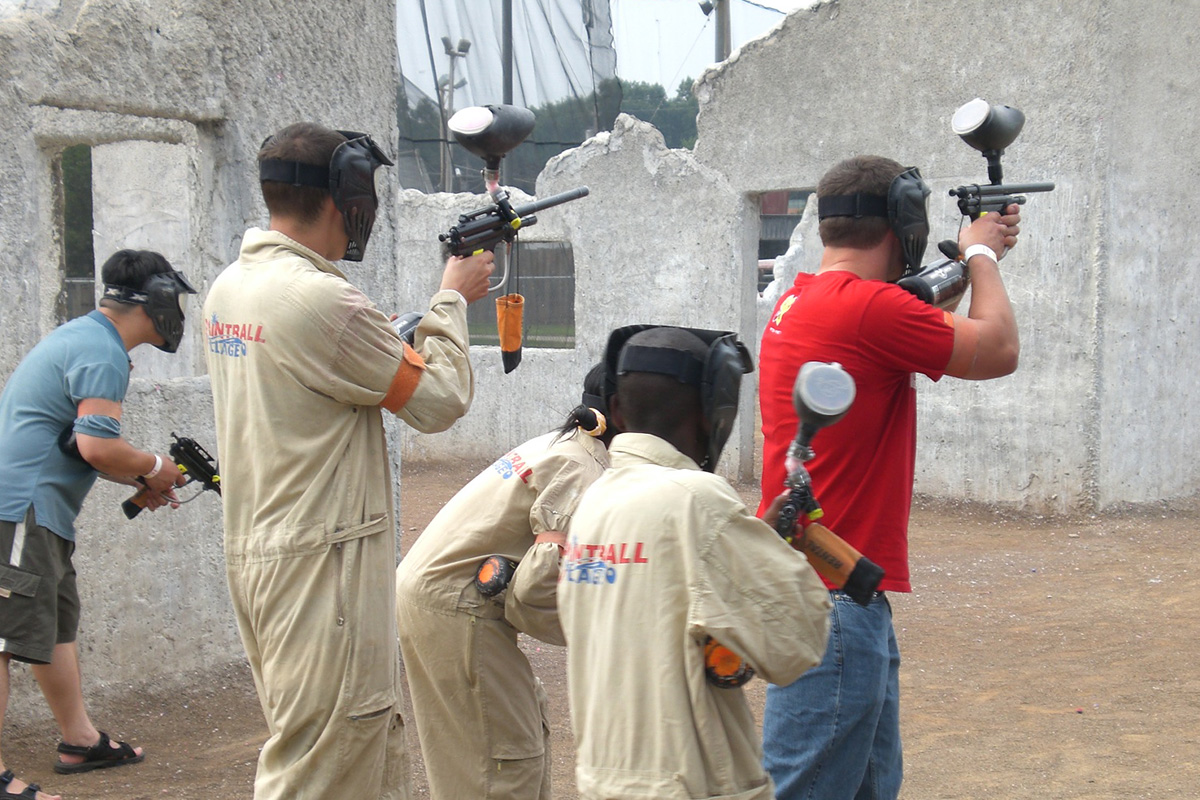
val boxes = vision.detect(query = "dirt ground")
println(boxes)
[4,458,1198,799]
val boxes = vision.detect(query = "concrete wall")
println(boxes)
[0,0,399,702]
[687,0,1200,512]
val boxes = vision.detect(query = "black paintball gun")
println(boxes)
[122,433,221,519]
[899,98,1056,309]
[704,362,884,689]
[418,104,588,372]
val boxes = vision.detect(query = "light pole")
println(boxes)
[438,36,471,191]
[698,0,731,62]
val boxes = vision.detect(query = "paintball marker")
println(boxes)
[704,362,884,689]
[899,98,1056,309]
[122,433,221,519]
[774,362,884,605]
[439,104,589,373]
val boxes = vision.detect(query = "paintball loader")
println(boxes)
[899,98,1055,309]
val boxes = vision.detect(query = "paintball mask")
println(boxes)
[102,270,198,353]
[605,325,754,472]
[817,166,932,278]
[259,130,394,262]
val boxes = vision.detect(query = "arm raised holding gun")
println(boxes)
[403,105,589,373]
[899,98,1054,309]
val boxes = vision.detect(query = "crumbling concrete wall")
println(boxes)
[0,0,399,702]
[686,0,1199,512]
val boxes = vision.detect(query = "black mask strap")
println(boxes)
[618,346,704,387]
[102,285,149,305]
[817,193,888,220]
[258,159,330,187]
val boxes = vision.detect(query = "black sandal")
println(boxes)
[0,769,44,800]
[53,730,144,774]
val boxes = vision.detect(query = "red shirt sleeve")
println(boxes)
[856,285,956,380]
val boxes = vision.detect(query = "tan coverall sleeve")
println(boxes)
[504,447,599,645]
[505,542,566,645]
[396,290,474,433]
[693,491,832,687]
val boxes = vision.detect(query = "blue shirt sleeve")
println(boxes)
[73,413,122,439]
[63,360,127,405]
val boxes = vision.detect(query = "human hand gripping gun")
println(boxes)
[122,434,220,519]
[898,98,1055,309]
[704,362,884,688]
[437,104,589,373]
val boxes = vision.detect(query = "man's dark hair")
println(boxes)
[98,249,174,310]
[615,328,708,437]
[817,155,906,249]
[258,122,347,225]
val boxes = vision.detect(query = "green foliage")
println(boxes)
[616,78,699,150]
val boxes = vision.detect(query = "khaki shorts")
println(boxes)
[0,509,80,664]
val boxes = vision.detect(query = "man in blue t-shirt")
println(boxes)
[0,250,194,800]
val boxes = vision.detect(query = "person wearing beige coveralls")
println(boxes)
[396,367,613,800]
[558,326,832,800]
[203,123,493,800]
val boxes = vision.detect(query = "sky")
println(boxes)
[397,0,818,109]
[611,0,817,87]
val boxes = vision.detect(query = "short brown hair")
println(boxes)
[258,123,347,225]
[817,155,906,249]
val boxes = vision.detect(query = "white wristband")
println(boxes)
[963,244,998,265]
[144,454,163,479]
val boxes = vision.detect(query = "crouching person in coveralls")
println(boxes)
[558,325,832,800]
[397,362,616,800]
[203,122,494,800]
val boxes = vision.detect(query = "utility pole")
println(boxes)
[502,0,514,105]
[715,0,731,62]
[699,0,731,62]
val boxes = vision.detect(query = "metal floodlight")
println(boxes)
[457,38,471,55]
[951,98,1027,184]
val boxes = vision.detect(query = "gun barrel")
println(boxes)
[513,186,589,218]
[951,181,1055,197]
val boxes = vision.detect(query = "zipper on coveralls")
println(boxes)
[335,542,345,627]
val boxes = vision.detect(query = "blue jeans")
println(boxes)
[762,591,901,800]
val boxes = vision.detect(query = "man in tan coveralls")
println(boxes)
[203,122,493,799]
[396,364,614,800]
[558,326,832,800]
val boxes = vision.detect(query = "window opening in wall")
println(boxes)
[758,188,812,293]
[59,144,95,322]
[466,241,576,349]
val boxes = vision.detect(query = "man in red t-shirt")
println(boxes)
[758,155,1021,800]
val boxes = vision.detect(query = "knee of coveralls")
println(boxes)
[240,531,404,799]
